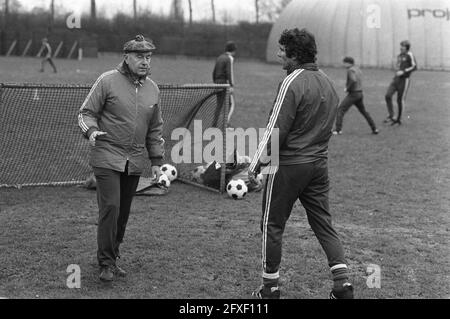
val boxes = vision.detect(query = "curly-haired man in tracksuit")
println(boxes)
[249,28,353,299]
[384,40,417,125]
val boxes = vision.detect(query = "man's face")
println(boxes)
[277,45,297,70]
[343,62,352,68]
[400,45,407,54]
[124,52,152,77]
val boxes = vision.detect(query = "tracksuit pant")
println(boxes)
[335,92,377,132]
[385,77,411,121]
[93,163,140,268]
[260,159,347,280]
[41,57,57,73]
[213,79,231,127]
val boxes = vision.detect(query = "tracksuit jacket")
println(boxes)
[212,52,235,86]
[78,62,164,174]
[250,63,339,172]
[396,51,417,79]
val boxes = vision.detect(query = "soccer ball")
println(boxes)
[191,165,206,183]
[160,164,177,182]
[226,179,248,200]
[237,155,251,164]
[158,174,171,188]
[256,173,264,184]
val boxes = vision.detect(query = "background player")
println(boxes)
[333,56,378,135]
[384,40,417,125]
[39,38,57,73]
[212,41,237,127]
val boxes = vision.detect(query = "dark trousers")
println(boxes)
[335,92,376,132]
[385,77,410,121]
[41,57,57,73]
[213,79,230,127]
[260,160,346,278]
[93,164,140,267]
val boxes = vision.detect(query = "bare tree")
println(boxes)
[133,0,137,20]
[91,0,96,20]
[170,0,184,22]
[259,0,292,22]
[187,0,193,25]
[255,0,259,24]
[211,0,216,23]
[49,0,55,28]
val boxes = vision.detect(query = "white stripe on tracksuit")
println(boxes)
[78,70,117,134]
[262,172,277,278]
[249,69,303,173]
[229,54,234,87]
[402,78,410,115]
[251,68,304,278]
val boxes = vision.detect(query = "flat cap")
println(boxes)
[123,35,156,53]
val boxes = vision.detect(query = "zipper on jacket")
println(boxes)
[127,85,139,175]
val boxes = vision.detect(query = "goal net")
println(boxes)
[0,83,230,192]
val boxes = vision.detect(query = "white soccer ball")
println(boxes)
[191,165,206,183]
[158,174,171,188]
[160,164,177,181]
[237,155,252,164]
[256,173,264,184]
[226,179,248,200]
[205,161,214,169]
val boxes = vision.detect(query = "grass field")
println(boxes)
[0,54,449,299]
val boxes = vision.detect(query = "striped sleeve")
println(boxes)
[404,51,417,74]
[249,69,303,173]
[78,71,113,138]
[228,55,235,86]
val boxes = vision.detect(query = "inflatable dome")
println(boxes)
[266,0,450,70]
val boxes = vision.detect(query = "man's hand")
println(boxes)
[89,131,107,147]
[396,70,404,77]
[229,87,234,94]
[152,166,162,181]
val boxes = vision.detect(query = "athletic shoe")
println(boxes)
[332,130,342,135]
[383,117,394,123]
[329,282,354,299]
[372,129,379,135]
[112,265,127,277]
[252,285,281,299]
[391,119,402,126]
[99,267,114,282]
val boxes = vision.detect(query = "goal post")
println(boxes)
[0,83,231,193]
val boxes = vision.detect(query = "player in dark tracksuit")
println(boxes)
[212,41,236,127]
[39,38,57,73]
[384,40,417,125]
[249,28,353,299]
[333,56,378,135]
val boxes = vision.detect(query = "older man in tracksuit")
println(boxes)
[249,28,353,299]
[78,35,164,282]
